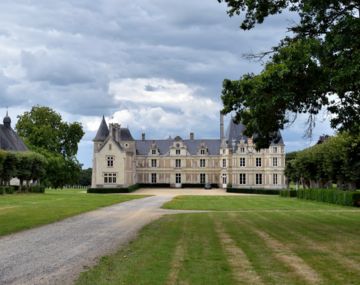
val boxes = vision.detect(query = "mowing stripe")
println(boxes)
[214,220,264,285]
[254,229,322,284]
[166,235,187,285]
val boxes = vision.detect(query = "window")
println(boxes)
[176,149,180,155]
[151,173,157,183]
[256,158,262,167]
[273,146,278,153]
[200,159,205,168]
[200,173,206,184]
[176,173,181,184]
[222,174,227,184]
[104,173,117,184]
[240,157,246,167]
[222,159,226,168]
[106,156,114,167]
[273,157,278,167]
[109,144,112,151]
[240,147,245,153]
[152,149,156,155]
[175,159,181,168]
[273,173,278,185]
[151,159,157,168]
[256,173,262,185]
[200,149,205,155]
[239,173,246,185]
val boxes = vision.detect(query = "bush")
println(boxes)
[279,189,297,197]
[87,184,140,194]
[227,188,280,195]
[297,188,360,206]
[29,185,46,193]
[5,186,15,194]
[0,187,4,195]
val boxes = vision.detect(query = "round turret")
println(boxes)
[3,112,11,128]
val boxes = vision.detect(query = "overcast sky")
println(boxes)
[0,0,333,168]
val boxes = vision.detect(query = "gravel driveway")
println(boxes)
[0,196,175,285]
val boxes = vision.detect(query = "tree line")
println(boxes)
[285,133,360,190]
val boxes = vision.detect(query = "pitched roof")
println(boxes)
[119,128,134,141]
[93,116,109,141]
[135,139,221,155]
[0,125,28,151]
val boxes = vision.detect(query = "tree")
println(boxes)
[78,168,92,186]
[16,106,84,158]
[16,106,84,188]
[218,0,360,147]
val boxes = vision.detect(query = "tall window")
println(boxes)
[109,144,112,151]
[176,149,180,155]
[240,157,246,167]
[151,173,157,183]
[175,159,181,168]
[256,173,262,185]
[152,149,156,155]
[240,147,245,153]
[256,158,262,167]
[104,173,117,184]
[222,159,226,168]
[273,157,278,167]
[106,156,114,167]
[273,174,278,185]
[239,173,246,185]
[200,173,206,184]
[200,149,205,155]
[273,146,278,153]
[222,173,227,184]
[176,173,181,183]
[151,159,157,168]
[200,159,205,167]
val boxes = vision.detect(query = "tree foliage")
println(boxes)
[285,133,360,190]
[15,106,85,188]
[218,0,360,147]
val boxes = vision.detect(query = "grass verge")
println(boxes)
[76,196,360,285]
[0,189,147,236]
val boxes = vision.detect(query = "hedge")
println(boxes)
[226,188,280,195]
[297,188,360,207]
[0,186,15,195]
[87,184,140,194]
[279,189,297,197]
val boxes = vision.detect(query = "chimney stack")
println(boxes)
[220,111,224,139]
[190,132,194,140]
[142,133,145,141]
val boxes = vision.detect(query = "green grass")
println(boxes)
[0,189,147,236]
[76,195,360,285]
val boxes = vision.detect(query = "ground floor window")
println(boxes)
[239,173,246,185]
[222,173,227,184]
[256,173,262,185]
[200,173,206,184]
[104,173,117,184]
[151,173,157,183]
[176,173,181,184]
[273,173,278,185]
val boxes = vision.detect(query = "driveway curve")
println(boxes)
[0,196,175,285]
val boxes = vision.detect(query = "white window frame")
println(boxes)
[151,159,157,168]
[175,159,181,168]
[222,173,227,184]
[273,173,278,185]
[256,173,262,185]
[239,173,246,185]
[176,149,181,155]
[222,159,226,168]
[151,173,157,184]
[106,156,114,167]
[104,173,117,184]
[240,157,246,167]
[200,159,206,168]
[256,157,262,167]
[200,173,206,184]
[273,157,278,167]
[176,173,181,184]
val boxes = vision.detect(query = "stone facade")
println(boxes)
[92,113,286,189]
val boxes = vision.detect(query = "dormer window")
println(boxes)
[152,149,156,155]
[107,156,114,167]
[200,149,205,155]
[240,147,245,153]
[176,149,180,155]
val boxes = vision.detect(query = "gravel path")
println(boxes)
[0,196,177,285]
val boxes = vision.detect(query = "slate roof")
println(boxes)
[135,139,221,156]
[0,115,28,151]
[93,116,109,141]
[119,128,134,141]
[225,118,284,147]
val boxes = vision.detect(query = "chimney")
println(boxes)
[114,123,120,142]
[220,111,224,139]
[109,123,113,138]
[142,133,145,141]
[190,132,194,140]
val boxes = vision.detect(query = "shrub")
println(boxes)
[128,184,140,192]
[5,186,15,194]
[297,188,360,207]
[227,188,280,195]
[87,184,140,194]
[279,189,297,197]
[29,185,46,193]
[0,187,4,195]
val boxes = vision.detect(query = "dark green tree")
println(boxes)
[78,168,92,186]
[218,0,360,147]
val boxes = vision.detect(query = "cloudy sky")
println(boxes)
[0,0,333,168]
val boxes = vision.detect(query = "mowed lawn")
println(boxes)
[0,189,147,236]
[77,196,360,285]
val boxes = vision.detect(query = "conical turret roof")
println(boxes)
[93,116,109,141]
